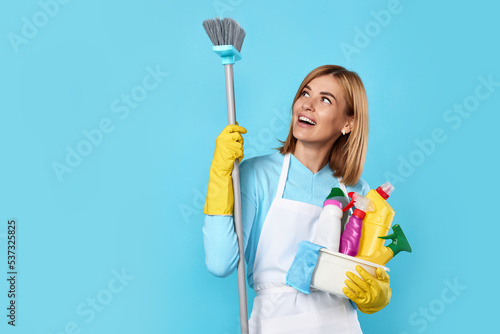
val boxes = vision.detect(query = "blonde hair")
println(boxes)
[278,65,369,186]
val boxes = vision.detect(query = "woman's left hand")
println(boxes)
[343,265,391,314]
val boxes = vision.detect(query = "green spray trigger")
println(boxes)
[378,224,412,256]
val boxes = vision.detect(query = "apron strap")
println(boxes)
[337,180,354,217]
[276,153,291,198]
[338,180,347,198]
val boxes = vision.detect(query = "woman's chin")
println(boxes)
[293,128,316,143]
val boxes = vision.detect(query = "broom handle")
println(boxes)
[224,64,249,334]
[224,64,248,334]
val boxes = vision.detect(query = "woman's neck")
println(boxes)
[293,141,331,174]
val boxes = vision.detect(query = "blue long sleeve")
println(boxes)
[202,193,256,277]
[202,158,258,278]
[202,215,239,277]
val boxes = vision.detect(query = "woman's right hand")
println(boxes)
[204,124,247,216]
[211,124,247,176]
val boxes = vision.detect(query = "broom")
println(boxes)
[202,17,248,334]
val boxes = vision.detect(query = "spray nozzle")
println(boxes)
[350,193,374,213]
[379,224,412,256]
[342,192,374,220]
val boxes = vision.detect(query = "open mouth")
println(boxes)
[298,116,316,125]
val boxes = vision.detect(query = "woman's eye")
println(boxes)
[321,97,332,104]
[301,91,309,97]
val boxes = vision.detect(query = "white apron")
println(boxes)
[249,153,363,334]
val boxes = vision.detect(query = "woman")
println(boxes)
[203,65,391,333]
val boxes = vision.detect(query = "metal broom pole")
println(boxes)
[203,17,248,334]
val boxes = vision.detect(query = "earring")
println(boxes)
[342,129,346,135]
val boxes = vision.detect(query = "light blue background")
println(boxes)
[1,0,498,333]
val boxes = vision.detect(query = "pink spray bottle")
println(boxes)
[339,192,374,257]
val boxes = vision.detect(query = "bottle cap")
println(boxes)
[353,208,366,219]
[376,182,395,200]
[323,199,342,209]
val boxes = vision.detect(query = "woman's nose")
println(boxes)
[303,99,314,111]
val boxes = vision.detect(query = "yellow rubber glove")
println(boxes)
[203,124,247,216]
[343,265,391,314]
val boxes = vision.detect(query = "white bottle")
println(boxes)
[312,189,345,251]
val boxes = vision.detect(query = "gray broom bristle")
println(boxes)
[202,18,246,52]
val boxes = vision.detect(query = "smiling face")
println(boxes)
[292,75,352,149]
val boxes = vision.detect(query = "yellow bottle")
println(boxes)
[356,182,395,262]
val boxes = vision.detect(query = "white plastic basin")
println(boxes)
[311,248,390,298]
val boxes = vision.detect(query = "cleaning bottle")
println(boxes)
[356,182,395,261]
[339,192,374,257]
[312,188,347,251]
[364,224,412,265]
